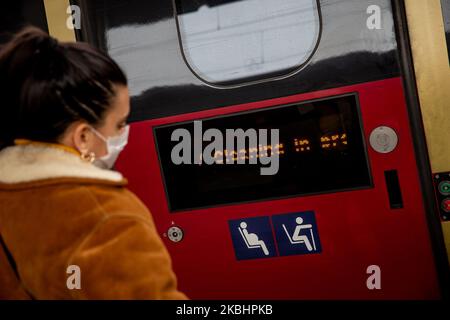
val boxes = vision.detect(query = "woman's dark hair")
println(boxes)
[0,26,127,149]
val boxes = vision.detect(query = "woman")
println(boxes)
[0,27,186,299]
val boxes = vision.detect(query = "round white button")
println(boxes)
[369,126,398,153]
[167,226,184,243]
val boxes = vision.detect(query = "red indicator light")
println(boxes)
[441,198,450,212]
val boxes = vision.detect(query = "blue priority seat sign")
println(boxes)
[228,216,277,260]
[228,211,322,261]
[272,211,322,257]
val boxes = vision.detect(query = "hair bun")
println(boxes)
[34,35,59,55]
[46,36,59,49]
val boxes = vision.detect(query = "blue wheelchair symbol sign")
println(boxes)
[228,216,277,260]
[272,211,321,256]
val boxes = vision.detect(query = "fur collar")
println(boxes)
[0,144,125,184]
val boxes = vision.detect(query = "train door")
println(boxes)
[44,0,447,298]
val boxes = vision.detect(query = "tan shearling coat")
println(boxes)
[0,143,187,299]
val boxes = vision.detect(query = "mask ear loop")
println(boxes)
[89,127,108,142]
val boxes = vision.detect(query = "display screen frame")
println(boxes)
[154,92,373,212]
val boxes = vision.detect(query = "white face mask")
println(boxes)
[90,125,130,169]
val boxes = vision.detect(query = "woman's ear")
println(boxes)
[66,121,93,154]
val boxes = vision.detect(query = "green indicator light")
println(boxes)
[438,181,450,195]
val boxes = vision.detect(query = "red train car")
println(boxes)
[3,0,447,299]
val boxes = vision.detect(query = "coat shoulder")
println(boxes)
[79,184,152,221]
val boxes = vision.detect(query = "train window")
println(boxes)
[155,94,372,211]
[175,0,321,86]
